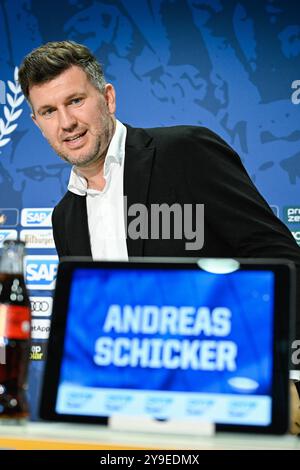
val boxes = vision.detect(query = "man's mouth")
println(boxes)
[63,130,88,149]
[64,130,87,142]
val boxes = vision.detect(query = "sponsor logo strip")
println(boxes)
[283,206,300,225]
[30,296,53,317]
[25,255,58,290]
[0,209,19,227]
[21,208,53,227]
[0,229,17,247]
[20,229,55,248]
[31,319,51,340]
[30,342,48,361]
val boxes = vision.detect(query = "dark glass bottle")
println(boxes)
[0,240,31,422]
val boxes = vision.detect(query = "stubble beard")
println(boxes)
[51,116,115,168]
[54,133,103,168]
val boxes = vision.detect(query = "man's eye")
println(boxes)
[70,98,82,105]
[42,109,54,117]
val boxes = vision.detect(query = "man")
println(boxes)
[18,40,299,432]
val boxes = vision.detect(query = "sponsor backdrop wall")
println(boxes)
[0,0,299,419]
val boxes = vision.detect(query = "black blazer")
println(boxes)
[52,125,300,263]
[52,125,300,343]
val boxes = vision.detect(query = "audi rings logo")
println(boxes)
[31,300,49,312]
[30,296,53,317]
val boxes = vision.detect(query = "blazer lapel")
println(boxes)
[124,126,155,257]
[67,193,92,257]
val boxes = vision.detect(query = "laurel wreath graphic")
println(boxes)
[0,66,25,150]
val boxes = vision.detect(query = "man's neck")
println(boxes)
[76,160,106,191]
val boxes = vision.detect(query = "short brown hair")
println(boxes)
[18,40,106,101]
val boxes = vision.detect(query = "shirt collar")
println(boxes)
[67,119,126,196]
[104,119,125,174]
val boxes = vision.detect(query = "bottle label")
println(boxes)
[0,305,31,340]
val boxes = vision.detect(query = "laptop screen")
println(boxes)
[40,259,294,434]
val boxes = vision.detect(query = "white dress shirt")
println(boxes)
[67,119,128,261]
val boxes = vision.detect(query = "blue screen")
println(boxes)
[56,268,274,425]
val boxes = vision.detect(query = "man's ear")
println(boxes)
[31,112,38,126]
[104,84,116,114]
[31,113,45,137]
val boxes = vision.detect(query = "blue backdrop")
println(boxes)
[0,0,299,419]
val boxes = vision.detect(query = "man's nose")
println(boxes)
[58,108,77,131]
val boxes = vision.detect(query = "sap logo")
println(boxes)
[21,208,53,227]
[0,229,17,247]
[25,256,58,290]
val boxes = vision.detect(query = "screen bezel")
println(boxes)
[39,258,295,434]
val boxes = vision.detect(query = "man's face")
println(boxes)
[29,65,116,168]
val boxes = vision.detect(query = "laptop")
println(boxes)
[39,257,295,434]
